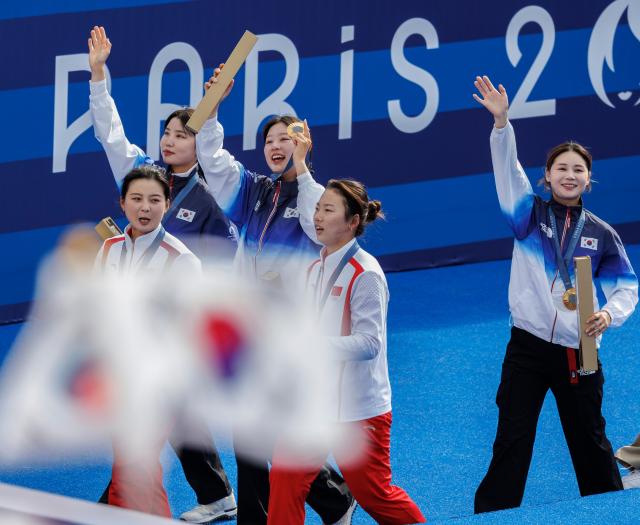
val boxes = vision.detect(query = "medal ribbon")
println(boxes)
[548,207,586,293]
[163,166,200,224]
[316,241,360,313]
[119,226,166,274]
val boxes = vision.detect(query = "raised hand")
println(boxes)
[204,63,235,118]
[88,26,112,82]
[292,119,312,175]
[473,75,509,129]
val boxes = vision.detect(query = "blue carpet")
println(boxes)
[1,245,639,524]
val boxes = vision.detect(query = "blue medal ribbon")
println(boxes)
[119,226,166,274]
[316,241,360,313]
[163,167,200,224]
[548,207,586,294]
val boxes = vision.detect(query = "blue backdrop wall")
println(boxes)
[1,0,639,324]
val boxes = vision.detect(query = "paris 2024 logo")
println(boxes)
[588,0,640,107]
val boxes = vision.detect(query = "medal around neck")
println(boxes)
[562,287,577,310]
[548,208,585,313]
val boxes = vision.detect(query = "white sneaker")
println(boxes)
[324,497,357,525]
[179,494,237,523]
[622,469,640,490]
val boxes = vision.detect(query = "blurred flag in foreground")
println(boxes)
[0,227,361,468]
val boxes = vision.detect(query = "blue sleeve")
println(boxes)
[224,166,259,230]
[596,227,638,327]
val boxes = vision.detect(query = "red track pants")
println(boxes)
[108,443,171,518]
[267,411,426,525]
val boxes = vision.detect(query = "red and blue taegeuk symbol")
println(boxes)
[201,314,247,380]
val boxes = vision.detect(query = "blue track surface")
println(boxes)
[1,245,639,524]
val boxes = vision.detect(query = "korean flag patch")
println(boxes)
[580,236,598,251]
[283,207,300,219]
[177,208,196,223]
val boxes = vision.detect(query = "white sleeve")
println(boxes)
[195,116,242,211]
[491,122,535,239]
[171,253,202,274]
[89,79,149,187]
[296,172,325,243]
[328,271,386,361]
[93,244,106,274]
[602,283,639,328]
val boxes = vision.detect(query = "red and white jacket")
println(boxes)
[95,224,201,275]
[307,239,392,422]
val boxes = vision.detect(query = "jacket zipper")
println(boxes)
[253,181,281,273]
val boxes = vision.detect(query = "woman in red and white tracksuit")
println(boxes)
[267,179,426,525]
[95,165,200,517]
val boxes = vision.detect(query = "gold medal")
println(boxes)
[286,122,304,138]
[562,287,577,310]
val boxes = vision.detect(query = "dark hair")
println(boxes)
[163,108,207,179]
[538,141,593,192]
[261,115,313,174]
[326,179,384,237]
[262,115,301,141]
[165,108,195,136]
[120,165,171,201]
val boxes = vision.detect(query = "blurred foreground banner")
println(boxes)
[0,229,362,469]
[0,482,179,524]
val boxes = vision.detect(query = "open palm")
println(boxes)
[88,26,112,70]
[473,76,509,127]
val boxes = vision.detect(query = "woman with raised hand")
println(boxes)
[195,66,356,525]
[267,179,426,525]
[88,26,234,261]
[196,65,323,296]
[472,75,638,513]
[88,26,237,523]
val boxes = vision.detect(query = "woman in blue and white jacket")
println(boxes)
[196,66,324,297]
[88,27,234,262]
[472,76,638,514]
[195,67,356,525]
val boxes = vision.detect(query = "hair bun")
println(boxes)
[366,200,384,222]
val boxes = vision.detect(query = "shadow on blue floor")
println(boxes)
[1,245,639,524]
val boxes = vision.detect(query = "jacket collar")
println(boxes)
[124,222,163,252]
[549,197,583,221]
[319,238,357,276]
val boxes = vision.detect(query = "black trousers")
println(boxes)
[99,422,232,505]
[235,453,352,525]
[474,327,622,514]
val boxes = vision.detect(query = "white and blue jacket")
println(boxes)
[492,122,638,349]
[89,80,234,259]
[196,116,324,295]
